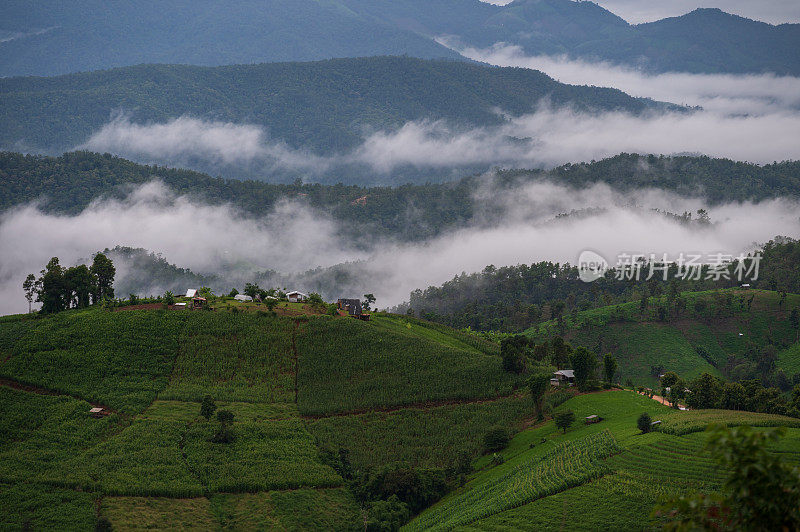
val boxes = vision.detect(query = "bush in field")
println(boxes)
[355,465,449,514]
[200,395,216,420]
[554,410,575,433]
[454,452,472,476]
[163,291,175,305]
[483,427,510,452]
[366,496,410,532]
[212,410,235,443]
[95,518,113,532]
[637,412,652,433]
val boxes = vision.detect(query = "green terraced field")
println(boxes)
[158,312,298,403]
[407,390,800,530]
[406,431,620,530]
[296,317,524,415]
[3,302,800,530]
[307,395,534,470]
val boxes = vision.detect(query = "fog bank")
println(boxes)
[2,181,798,315]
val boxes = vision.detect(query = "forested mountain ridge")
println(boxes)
[1,0,798,77]
[405,238,800,332]
[3,151,800,243]
[0,57,671,156]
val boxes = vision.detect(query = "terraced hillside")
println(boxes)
[526,289,800,386]
[407,391,800,530]
[0,309,530,529]
[2,307,799,529]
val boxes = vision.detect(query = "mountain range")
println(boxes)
[0,56,677,182]
[1,0,798,77]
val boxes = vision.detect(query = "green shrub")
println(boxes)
[554,410,576,433]
[637,412,652,433]
[483,427,510,452]
[200,395,216,420]
[366,496,410,532]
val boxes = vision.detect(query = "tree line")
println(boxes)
[652,370,800,419]
[407,238,800,332]
[23,253,115,314]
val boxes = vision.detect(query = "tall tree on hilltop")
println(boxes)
[37,257,66,314]
[22,274,38,313]
[90,252,115,302]
[64,264,95,308]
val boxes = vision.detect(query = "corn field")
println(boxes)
[405,430,620,530]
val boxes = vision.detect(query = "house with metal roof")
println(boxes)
[552,369,575,386]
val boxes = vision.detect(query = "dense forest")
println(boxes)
[3,151,800,244]
[0,56,671,157]
[404,238,800,332]
[1,0,798,77]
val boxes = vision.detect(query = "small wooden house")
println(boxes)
[337,298,362,317]
[192,297,207,309]
[89,407,106,418]
[552,369,575,386]
[585,414,601,424]
[287,291,307,303]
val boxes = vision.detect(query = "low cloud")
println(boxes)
[82,115,330,172]
[79,104,800,177]
[0,26,58,43]
[2,181,798,315]
[352,106,800,169]
[0,182,365,314]
[440,40,800,114]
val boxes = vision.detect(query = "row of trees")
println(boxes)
[502,336,617,390]
[23,253,115,314]
[657,371,800,418]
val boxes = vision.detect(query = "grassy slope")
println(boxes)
[296,316,521,415]
[526,289,800,386]
[11,305,798,530]
[407,390,800,530]
[0,307,513,529]
[306,395,534,471]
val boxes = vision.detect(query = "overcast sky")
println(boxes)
[480,0,800,25]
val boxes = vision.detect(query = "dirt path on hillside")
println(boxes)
[638,391,687,410]
[0,376,120,414]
